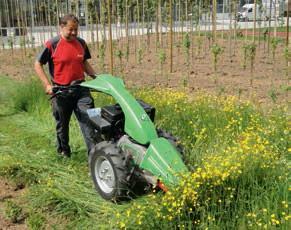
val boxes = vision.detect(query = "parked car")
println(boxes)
[237,4,262,21]
[237,3,276,21]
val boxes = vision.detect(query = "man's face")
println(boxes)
[60,20,78,41]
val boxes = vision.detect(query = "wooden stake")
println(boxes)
[170,0,173,73]
[287,0,290,46]
[108,0,113,75]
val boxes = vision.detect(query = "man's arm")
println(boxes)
[84,60,96,79]
[34,61,53,95]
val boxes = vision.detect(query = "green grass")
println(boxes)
[0,76,289,229]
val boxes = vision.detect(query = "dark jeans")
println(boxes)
[51,87,97,155]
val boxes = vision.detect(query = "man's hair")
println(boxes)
[59,14,79,26]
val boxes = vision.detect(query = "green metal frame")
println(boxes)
[81,74,188,186]
[82,74,157,145]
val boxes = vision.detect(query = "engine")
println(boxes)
[88,99,155,141]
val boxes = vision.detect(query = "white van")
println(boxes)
[237,3,276,21]
[237,4,261,21]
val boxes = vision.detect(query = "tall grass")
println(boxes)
[0,76,289,229]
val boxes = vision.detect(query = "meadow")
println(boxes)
[0,0,290,228]
[0,75,289,229]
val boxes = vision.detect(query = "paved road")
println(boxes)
[0,17,289,49]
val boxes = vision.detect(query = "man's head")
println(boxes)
[59,14,79,41]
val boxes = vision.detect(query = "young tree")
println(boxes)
[183,32,191,86]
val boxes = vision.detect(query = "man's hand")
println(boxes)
[34,61,53,95]
[45,84,53,95]
[84,60,96,78]
[89,74,96,79]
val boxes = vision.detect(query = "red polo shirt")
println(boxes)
[37,36,91,85]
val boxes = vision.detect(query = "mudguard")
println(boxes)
[140,137,188,185]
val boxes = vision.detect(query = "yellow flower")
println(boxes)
[126,210,130,217]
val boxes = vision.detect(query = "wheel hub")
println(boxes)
[95,156,116,193]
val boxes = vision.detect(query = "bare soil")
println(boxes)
[0,178,27,230]
[0,33,289,228]
[0,34,289,105]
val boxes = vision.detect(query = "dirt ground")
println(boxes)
[0,34,290,105]
[0,178,27,230]
[0,33,289,228]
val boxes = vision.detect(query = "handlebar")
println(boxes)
[48,78,99,100]
[49,84,81,100]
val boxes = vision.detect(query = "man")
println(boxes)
[35,14,97,158]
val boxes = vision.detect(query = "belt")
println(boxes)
[52,79,85,87]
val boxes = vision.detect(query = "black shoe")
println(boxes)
[58,151,71,158]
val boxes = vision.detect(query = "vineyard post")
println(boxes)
[108,0,114,75]
[22,0,28,53]
[274,0,277,38]
[212,0,217,44]
[253,0,257,43]
[16,0,24,60]
[228,0,233,62]
[286,0,290,46]
[85,0,89,42]
[125,0,129,61]
[142,0,145,43]
[100,0,107,43]
[233,1,238,55]
[146,0,151,52]
[29,0,35,48]
[136,0,141,49]
[47,0,53,38]
[155,1,159,50]
[221,0,225,39]
[190,1,194,61]
[159,0,162,47]
[170,0,173,73]
[267,0,272,55]
[0,7,2,50]
[257,2,262,48]
[95,3,100,50]
[178,0,181,38]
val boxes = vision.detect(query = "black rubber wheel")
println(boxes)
[89,141,129,201]
[156,128,184,155]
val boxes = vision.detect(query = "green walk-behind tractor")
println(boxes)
[81,74,188,201]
